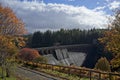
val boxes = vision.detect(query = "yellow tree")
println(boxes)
[98,10,120,71]
[0,35,18,78]
[99,29,120,56]
[0,4,27,47]
[0,4,26,35]
[0,4,27,78]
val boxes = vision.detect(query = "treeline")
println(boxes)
[26,28,105,48]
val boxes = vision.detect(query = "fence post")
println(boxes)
[41,63,43,69]
[68,67,71,75]
[98,72,101,80]
[79,69,81,79]
[109,73,112,80]
[89,71,92,80]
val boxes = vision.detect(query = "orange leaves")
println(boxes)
[0,4,27,35]
[0,5,27,65]
[14,36,27,48]
[0,35,18,57]
[17,48,40,61]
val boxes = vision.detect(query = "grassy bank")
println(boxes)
[0,67,15,80]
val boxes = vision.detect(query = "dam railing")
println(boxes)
[19,61,120,80]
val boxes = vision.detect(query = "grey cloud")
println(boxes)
[0,0,109,33]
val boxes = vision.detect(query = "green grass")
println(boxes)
[0,77,16,80]
[80,78,89,80]
[0,67,16,80]
[40,69,89,80]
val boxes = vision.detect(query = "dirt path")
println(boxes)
[15,67,62,80]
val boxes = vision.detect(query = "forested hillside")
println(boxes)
[26,28,105,48]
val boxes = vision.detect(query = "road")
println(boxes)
[15,67,62,80]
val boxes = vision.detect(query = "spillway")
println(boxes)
[35,44,98,68]
[43,48,86,66]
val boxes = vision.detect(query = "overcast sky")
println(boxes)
[0,0,120,32]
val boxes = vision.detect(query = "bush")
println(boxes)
[33,56,48,63]
[111,53,120,71]
[17,48,40,61]
[95,57,111,72]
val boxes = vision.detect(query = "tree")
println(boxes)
[98,10,120,71]
[28,28,103,48]
[0,4,27,78]
[0,4,27,48]
[14,36,27,48]
[43,30,52,46]
[31,31,43,48]
[0,4,26,35]
[95,57,111,72]
[111,53,120,71]
[17,48,40,61]
[0,35,18,78]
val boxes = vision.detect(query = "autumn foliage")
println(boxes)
[0,4,27,78]
[111,53,120,70]
[95,57,111,72]
[98,10,120,71]
[17,48,40,61]
[0,4,26,35]
[0,35,18,56]
[0,35,18,77]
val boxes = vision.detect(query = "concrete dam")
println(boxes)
[35,44,98,68]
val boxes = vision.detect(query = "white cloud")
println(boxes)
[109,1,120,10]
[0,0,109,32]
[97,2,100,5]
[105,0,120,2]
[105,0,110,2]
[93,6,106,11]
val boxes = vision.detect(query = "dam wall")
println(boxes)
[35,44,98,68]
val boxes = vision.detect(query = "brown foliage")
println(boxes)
[17,48,40,61]
[0,4,27,77]
[95,57,111,72]
[0,4,27,35]
[0,35,18,56]
[98,10,120,71]
[98,10,120,56]
[0,35,18,78]
[14,36,27,48]
[111,53,120,70]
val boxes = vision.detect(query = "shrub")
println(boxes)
[95,57,111,72]
[17,48,40,61]
[111,53,120,71]
[33,56,48,63]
